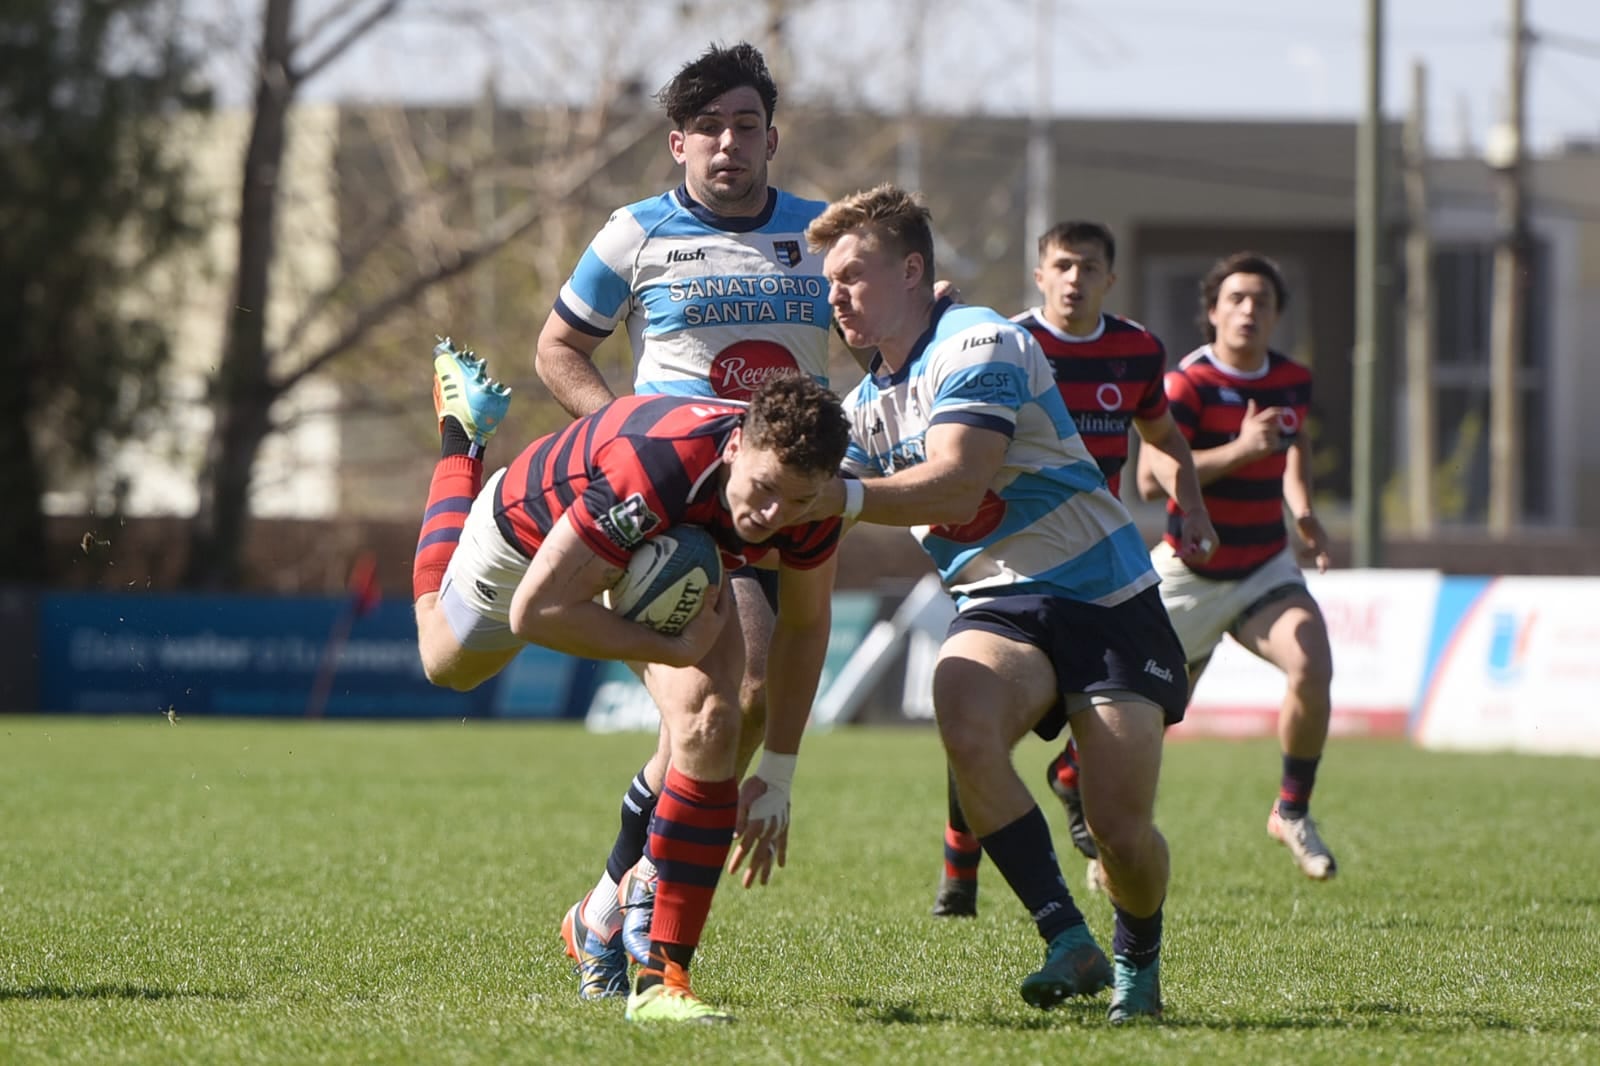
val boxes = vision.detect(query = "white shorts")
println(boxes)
[437,467,530,651]
[1151,541,1306,665]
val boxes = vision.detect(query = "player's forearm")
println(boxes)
[761,614,830,756]
[1282,437,1316,517]
[1141,424,1208,517]
[509,599,690,665]
[1190,439,1260,486]
[833,464,989,527]
[534,341,617,418]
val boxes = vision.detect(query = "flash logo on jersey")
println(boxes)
[598,493,662,550]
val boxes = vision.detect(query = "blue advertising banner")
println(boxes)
[582,591,883,732]
[36,593,590,720]
[0,586,38,713]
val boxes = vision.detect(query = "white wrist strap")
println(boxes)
[756,750,798,791]
[841,478,865,521]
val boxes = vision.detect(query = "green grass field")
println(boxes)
[3,717,1597,1065]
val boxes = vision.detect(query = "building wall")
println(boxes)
[51,105,346,519]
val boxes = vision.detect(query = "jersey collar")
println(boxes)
[674,185,778,232]
[868,295,955,386]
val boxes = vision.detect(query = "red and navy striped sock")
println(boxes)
[646,767,737,950]
[1050,739,1081,792]
[411,454,480,600]
[1277,754,1321,818]
[944,766,982,880]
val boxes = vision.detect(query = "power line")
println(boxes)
[1531,26,1600,60]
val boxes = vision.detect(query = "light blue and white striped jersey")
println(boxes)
[841,299,1159,608]
[553,185,832,400]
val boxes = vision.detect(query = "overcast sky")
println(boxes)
[188,0,1600,154]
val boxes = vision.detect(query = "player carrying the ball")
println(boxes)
[411,342,850,1023]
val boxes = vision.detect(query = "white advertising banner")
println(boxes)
[1174,569,1441,739]
[1414,578,1600,755]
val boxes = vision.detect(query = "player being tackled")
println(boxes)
[409,340,852,1022]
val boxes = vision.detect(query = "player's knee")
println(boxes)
[1284,648,1333,697]
[934,704,996,770]
[677,698,742,758]
[418,645,484,693]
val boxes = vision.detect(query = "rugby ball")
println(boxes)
[606,526,723,634]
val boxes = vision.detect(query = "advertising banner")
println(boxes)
[35,593,587,720]
[1414,578,1600,755]
[1175,569,1441,739]
[584,591,882,732]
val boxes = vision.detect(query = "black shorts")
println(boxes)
[946,585,1188,741]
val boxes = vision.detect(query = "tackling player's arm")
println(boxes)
[534,312,618,419]
[1134,410,1217,562]
[819,422,1007,526]
[728,552,839,888]
[506,512,726,665]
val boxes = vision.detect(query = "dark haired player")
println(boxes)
[1136,251,1337,882]
[531,42,839,1006]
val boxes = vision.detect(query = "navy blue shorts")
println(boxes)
[945,585,1188,741]
[732,564,780,613]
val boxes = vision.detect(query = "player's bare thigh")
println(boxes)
[1231,588,1332,679]
[637,597,747,781]
[414,593,520,691]
[934,627,1059,753]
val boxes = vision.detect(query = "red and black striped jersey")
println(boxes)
[1164,346,1313,579]
[492,394,840,572]
[1013,310,1168,496]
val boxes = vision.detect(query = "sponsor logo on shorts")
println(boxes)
[597,493,662,549]
[1144,658,1175,683]
[474,580,497,602]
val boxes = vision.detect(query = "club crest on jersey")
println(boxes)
[772,240,802,267]
[597,493,662,550]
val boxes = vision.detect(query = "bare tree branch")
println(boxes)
[291,0,403,86]
[271,104,660,397]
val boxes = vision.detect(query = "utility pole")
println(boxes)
[897,0,925,191]
[1403,60,1436,534]
[1487,0,1529,535]
[1023,0,1054,305]
[473,70,499,342]
[1352,0,1386,567]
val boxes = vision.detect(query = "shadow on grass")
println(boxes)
[845,995,1105,1030]
[1160,1002,1600,1035]
[847,996,1600,1035]
[0,983,243,1002]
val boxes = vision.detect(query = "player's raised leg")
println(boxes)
[933,628,1111,1009]
[412,339,517,692]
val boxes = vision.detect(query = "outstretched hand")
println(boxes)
[728,775,789,888]
[1294,512,1331,574]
